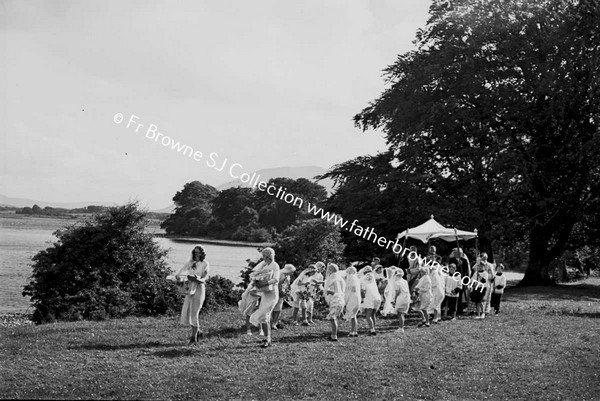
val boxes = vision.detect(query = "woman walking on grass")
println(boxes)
[177,245,209,345]
[249,247,280,348]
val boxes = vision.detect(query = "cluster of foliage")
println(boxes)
[273,219,345,269]
[161,178,328,242]
[321,0,600,285]
[23,203,182,323]
[161,182,219,237]
[203,275,244,310]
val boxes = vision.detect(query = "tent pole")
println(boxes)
[398,229,409,264]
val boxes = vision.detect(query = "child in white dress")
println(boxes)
[414,267,432,327]
[324,264,346,341]
[360,266,382,335]
[343,266,361,337]
[393,270,411,334]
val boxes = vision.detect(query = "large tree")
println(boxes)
[327,0,600,285]
[254,177,328,233]
[161,181,219,236]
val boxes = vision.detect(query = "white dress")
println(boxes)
[343,272,361,320]
[360,272,382,311]
[428,269,445,314]
[394,278,411,314]
[382,276,401,316]
[325,272,345,319]
[178,260,209,327]
[249,261,280,326]
[290,270,313,308]
[415,275,432,311]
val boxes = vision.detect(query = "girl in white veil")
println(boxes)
[394,269,411,334]
[414,267,432,327]
[359,266,382,335]
[343,265,361,337]
[324,263,345,341]
[381,266,401,316]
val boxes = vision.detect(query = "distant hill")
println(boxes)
[0,194,114,209]
[217,165,335,193]
[152,204,176,214]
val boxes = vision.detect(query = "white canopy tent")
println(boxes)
[397,215,478,244]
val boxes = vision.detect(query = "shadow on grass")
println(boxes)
[72,341,182,351]
[547,311,600,319]
[152,348,197,358]
[204,326,245,339]
[505,281,600,302]
[277,332,333,344]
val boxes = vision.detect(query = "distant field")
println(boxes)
[1,277,599,400]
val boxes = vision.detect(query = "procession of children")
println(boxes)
[176,244,507,347]
[231,245,507,347]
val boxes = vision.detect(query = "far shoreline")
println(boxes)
[154,234,275,248]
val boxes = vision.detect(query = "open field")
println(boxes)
[1,277,599,400]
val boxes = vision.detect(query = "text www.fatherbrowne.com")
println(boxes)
[113,112,484,290]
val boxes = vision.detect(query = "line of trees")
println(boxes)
[16,204,106,216]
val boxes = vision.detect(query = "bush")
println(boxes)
[273,218,346,269]
[237,258,261,290]
[203,275,243,310]
[23,202,181,324]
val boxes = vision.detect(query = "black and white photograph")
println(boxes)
[1,0,599,399]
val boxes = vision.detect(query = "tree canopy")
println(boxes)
[161,181,219,236]
[323,0,600,285]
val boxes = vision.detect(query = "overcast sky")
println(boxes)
[1,0,431,209]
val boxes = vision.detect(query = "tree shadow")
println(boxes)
[505,281,600,302]
[152,348,197,358]
[72,341,182,351]
[547,311,600,319]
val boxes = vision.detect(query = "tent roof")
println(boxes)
[397,215,477,244]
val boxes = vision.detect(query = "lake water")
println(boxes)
[0,215,261,313]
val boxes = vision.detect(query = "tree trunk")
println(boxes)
[519,229,556,286]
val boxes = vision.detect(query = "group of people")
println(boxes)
[175,244,508,348]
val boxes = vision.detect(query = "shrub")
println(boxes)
[273,218,346,269]
[23,202,181,324]
[238,258,260,290]
[203,275,243,310]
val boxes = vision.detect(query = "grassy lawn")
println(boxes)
[1,277,599,400]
